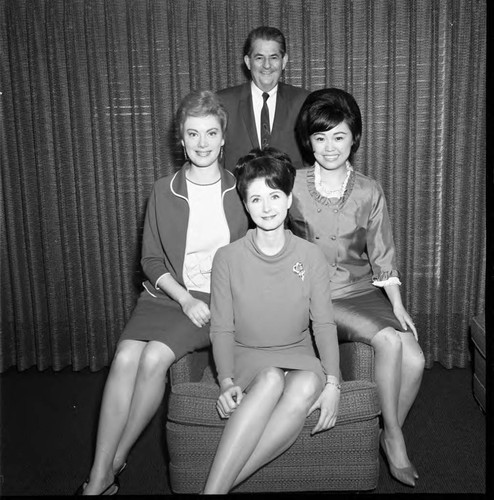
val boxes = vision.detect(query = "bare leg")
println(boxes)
[83,340,146,495]
[203,367,285,494]
[232,370,322,488]
[371,327,412,469]
[396,331,425,427]
[113,341,175,470]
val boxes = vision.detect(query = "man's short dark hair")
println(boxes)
[243,26,287,58]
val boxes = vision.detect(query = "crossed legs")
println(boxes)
[203,368,322,494]
[371,328,425,473]
[82,339,175,495]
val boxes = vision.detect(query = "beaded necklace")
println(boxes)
[314,161,353,199]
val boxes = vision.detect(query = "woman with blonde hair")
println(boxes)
[76,90,248,495]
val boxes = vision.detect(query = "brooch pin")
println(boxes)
[293,262,305,281]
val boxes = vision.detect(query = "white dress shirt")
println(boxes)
[251,82,277,146]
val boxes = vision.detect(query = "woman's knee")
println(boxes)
[112,341,145,372]
[372,327,403,353]
[138,342,175,378]
[284,371,322,406]
[252,367,285,393]
[401,335,426,375]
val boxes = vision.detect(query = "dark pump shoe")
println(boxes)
[380,434,417,487]
[74,476,119,496]
[74,461,127,495]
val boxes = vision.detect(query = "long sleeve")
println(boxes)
[309,247,339,377]
[366,181,400,282]
[209,247,235,383]
[140,183,171,285]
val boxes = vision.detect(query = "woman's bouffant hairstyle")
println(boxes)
[234,147,296,202]
[176,89,228,141]
[295,88,362,165]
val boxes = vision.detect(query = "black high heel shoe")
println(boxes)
[74,461,127,495]
[380,434,416,487]
[74,476,119,496]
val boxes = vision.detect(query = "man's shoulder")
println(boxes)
[217,82,308,100]
[278,82,310,99]
[216,83,249,99]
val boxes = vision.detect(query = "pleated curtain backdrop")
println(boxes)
[0,0,486,372]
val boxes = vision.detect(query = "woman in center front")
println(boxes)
[203,147,341,494]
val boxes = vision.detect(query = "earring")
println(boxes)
[219,146,224,163]
[183,146,188,160]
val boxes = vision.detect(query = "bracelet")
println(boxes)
[325,380,341,390]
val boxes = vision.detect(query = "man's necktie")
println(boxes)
[260,92,271,148]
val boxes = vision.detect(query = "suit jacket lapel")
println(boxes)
[271,83,289,143]
[239,84,260,149]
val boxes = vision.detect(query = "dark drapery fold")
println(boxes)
[1,0,486,371]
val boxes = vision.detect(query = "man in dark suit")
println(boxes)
[217,26,310,171]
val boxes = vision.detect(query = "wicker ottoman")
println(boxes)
[166,342,380,493]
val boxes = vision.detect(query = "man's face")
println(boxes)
[244,39,288,92]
